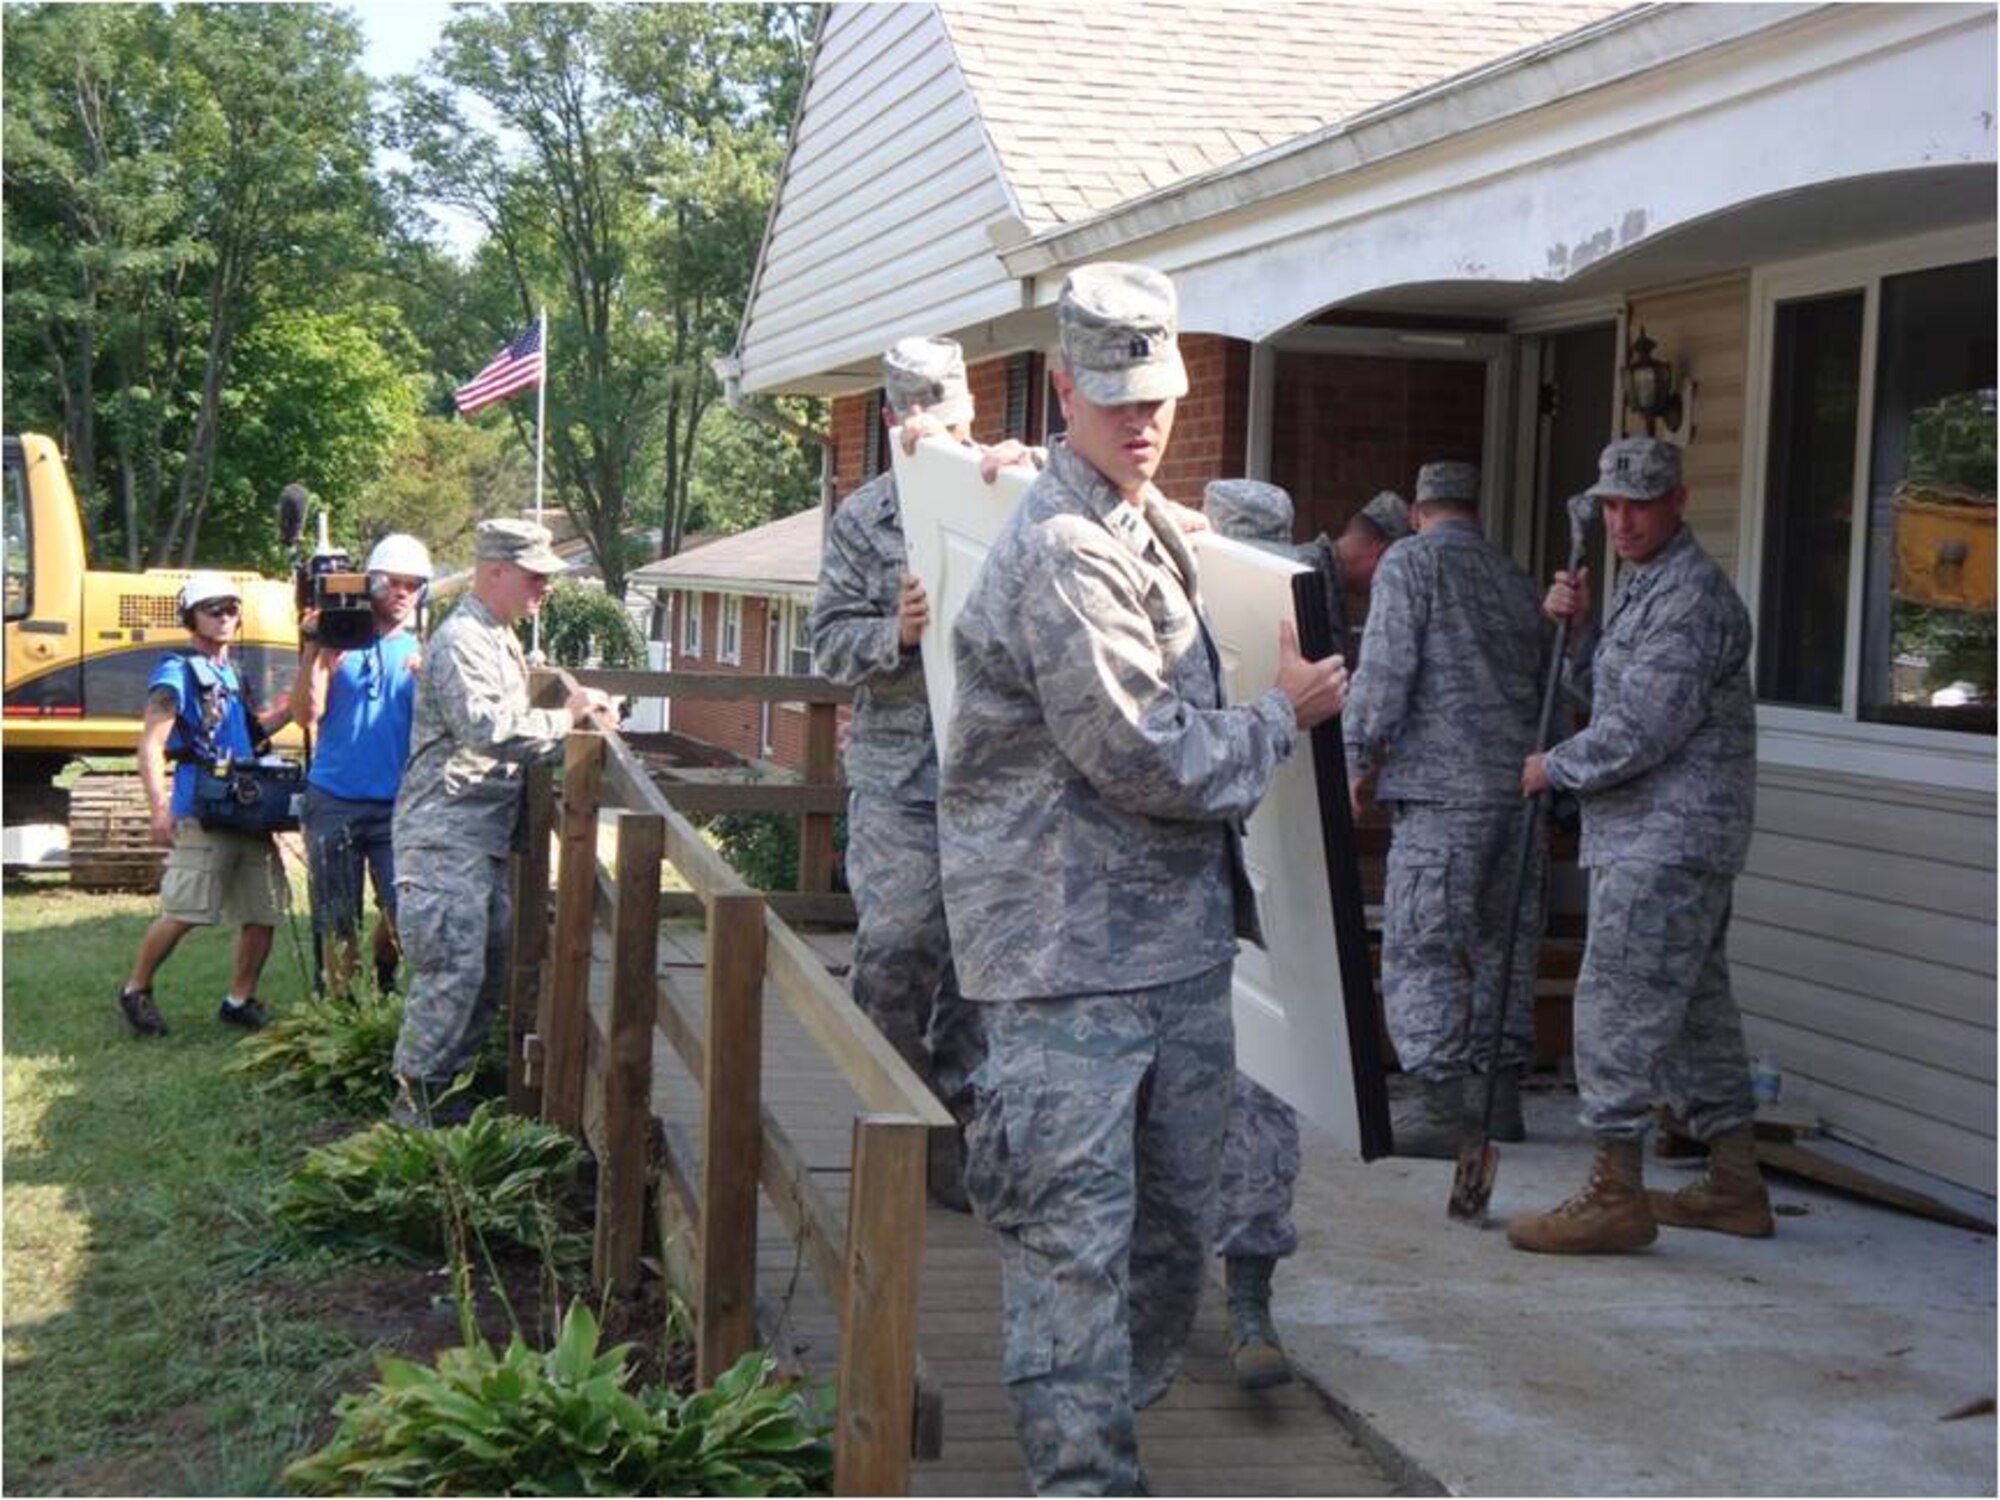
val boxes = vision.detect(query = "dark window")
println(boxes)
[1003,352,1043,441]
[3,452,29,622]
[863,389,886,479]
[1757,293,1863,709]
[1858,259,1996,731]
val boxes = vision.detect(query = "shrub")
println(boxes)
[706,811,848,895]
[272,1103,586,1265]
[528,579,647,670]
[285,1303,833,1496]
[233,987,405,1112]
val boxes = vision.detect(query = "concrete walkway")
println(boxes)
[1279,1086,1997,1496]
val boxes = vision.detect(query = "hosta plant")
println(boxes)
[272,1103,587,1265]
[284,1303,833,1495]
[233,986,404,1112]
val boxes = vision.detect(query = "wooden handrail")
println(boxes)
[573,667,853,704]
[517,693,942,1494]
[764,913,953,1128]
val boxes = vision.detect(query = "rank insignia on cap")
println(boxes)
[1128,335,1152,358]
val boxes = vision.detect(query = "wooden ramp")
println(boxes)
[595,919,1410,1498]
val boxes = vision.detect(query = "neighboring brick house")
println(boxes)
[627,508,825,771]
[726,3,1999,1195]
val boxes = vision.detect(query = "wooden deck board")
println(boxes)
[588,919,1404,1496]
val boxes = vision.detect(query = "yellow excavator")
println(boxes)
[3,433,301,889]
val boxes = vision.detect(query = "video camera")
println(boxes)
[279,484,376,651]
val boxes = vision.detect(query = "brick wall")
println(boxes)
[1153,334,1253,507]
[666,591,827,772]
[831,392,877,506]
[1269,352,1488,542]
[831,338,1255,511]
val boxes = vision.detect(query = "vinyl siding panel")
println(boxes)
[1734,766,1996,1193]
[738,3,1020,395]
[1623,276,1750,581]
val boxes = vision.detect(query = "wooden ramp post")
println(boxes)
[505,762,556,1114]
[834,1113,929,1497]
[543,731,604,1135]
[595,809,663,1295]
[698,889,766,1384]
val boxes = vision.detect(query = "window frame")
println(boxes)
[718,593,743,666]
[1738,223,1995,792]
[680,590,703,659]
[787,597,814,676]
[3,449,32,623]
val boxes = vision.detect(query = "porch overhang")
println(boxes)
[998,3,1995,342]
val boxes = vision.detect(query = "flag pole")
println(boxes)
[530,305,548,664]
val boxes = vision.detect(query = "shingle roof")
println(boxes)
[941,2,1629,230]
[628,507,822,594]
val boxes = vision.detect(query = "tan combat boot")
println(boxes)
[1506,1138,1658,1254]
[1648,1127,1775,1237]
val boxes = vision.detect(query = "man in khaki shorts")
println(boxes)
[118,571,295,1036]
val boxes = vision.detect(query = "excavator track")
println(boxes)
[67,773,167,892]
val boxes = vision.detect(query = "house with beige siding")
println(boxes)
[724,1,1997,1195]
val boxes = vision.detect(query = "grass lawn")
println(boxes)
[3,874,377,1495]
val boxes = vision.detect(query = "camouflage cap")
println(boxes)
[1590,436,1682,501]
[1414,462,1479,506]
[1203,479,1295,548]
[476,518,567,575]
[882,336,973,427]
[1058,262,1188,406]
[1358,489,1411,542]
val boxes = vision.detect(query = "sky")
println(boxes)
[353,1,485,260]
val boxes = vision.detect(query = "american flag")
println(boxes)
[455,322,544,415]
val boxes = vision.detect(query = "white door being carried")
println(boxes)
[893,437,1387,1155]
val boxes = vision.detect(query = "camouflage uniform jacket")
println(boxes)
[393,593,569,856]
[810,471,939,803]
[1341,518,1544,804]
[939,443,1297,1001]
[1543,525,1756,873]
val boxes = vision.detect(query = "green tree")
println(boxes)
[3,2,393,568]
[388,3,812,595]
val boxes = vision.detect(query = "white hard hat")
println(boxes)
[180,570,242,613]
[366,533,433,581]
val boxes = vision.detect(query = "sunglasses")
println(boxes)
[198,601,241,619]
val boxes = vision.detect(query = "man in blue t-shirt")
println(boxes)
[119,572,296,1037]
[298,533,431,998]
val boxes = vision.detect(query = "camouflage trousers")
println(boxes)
[966,963,1234,1496]
[1382,801,1545,1080]
[392,846,509,1085]
[1574,861,1755,1141]
[847,790,984,1118]
[1214,1073,1299,1260]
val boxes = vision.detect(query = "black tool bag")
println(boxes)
[193,759,306,834]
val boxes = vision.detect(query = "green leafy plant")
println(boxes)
[525,578,648,670]
[285,1303,833,1496]
[272,1104,587,1265]
[705,810,848,895]
[233,986,405,1111]
[1906,390,1997,496]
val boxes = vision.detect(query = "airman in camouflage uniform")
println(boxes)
[1343,461,1548,1159]
[943,265,1348,1495]
[1510,437,1770,1255]
[810,336,1028,1208]
[390,520,610,1125]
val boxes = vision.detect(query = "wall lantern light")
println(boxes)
[1624,326,1685,437]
